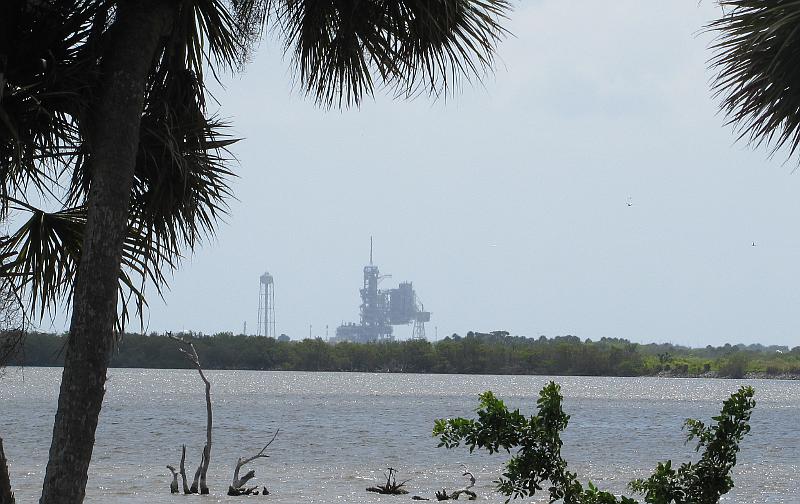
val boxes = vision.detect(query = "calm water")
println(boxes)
[1,368,798,503]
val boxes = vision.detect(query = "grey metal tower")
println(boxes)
[258,272,276,337]
[358,238,392,340]
[411,295,430,340]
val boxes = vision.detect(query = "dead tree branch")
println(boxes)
[178,444,189,494]
[169,333,212,494]
[228,430,280,496]
[436,465,477,500]
[190,444,204,493]
[449,465,477,500]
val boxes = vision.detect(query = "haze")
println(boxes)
[125,2,800,347]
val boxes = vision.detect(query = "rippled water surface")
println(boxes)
[1,369,798,502]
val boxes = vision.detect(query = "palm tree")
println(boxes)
[709,1,800,160]
[0,0,510,502]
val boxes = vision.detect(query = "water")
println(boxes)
[1,368,798,503]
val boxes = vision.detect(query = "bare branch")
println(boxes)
[169,333,212,494]
[190,446,204,493]
[449,465,477,500]
[460,464,475,490]
[178,444,189,494]
[230,430,280,491]
[167,334,205,378]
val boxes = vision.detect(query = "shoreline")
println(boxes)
[10,332,798,379]
[655,370,800,380]
[6,364,800,380]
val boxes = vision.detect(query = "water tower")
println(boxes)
[257,272,276,337]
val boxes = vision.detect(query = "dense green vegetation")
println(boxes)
[7,331,799,378]
[434,382,755,503]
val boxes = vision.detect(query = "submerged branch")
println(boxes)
[229,430,280,495]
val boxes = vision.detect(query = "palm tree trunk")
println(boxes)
[39,2,175,503]
[0,437,14,504]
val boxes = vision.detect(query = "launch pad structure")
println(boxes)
[334,239,431,343]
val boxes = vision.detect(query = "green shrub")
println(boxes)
[718,353,750,379]
[434,382,755,504]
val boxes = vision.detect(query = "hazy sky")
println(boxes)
[112,2,800,347]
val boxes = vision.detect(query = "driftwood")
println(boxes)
[366,467,410,495]
[0,437,14,504]
[228,486,269,497]
[436,466,477,500]
[168,334,212,494]
[228,430,279,496]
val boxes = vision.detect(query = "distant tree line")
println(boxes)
[5,330,800,378]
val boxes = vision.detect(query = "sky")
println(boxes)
[77,1,800,347]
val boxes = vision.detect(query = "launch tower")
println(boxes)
[334,239,431,342]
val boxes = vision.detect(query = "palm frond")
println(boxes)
[709,1,800,160]
[2,0,239,329]
[127,113,235,275]
[0,0,107,213]
[231,0,270,48]
[0,201,173,331]
[259,0,511,108]
[1,201,84,320]
[70,63,236,265]
[64,61,235,328]
[158,0,251,97]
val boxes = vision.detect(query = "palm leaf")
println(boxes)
[68,63,236,279]
[259,0,511,107]
[0,200,173,331]
[0,0,106,213]
[709,1,800,159]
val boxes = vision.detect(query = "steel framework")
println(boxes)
[258,272,276,338]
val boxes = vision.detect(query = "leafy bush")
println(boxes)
[718,353,750,379]
[433,382,755,504]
